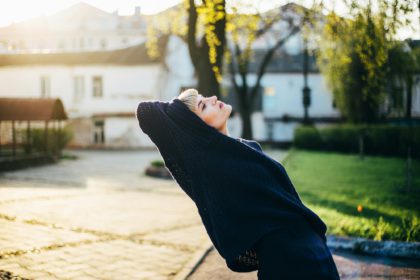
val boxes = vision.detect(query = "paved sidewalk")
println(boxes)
[0,150,211,280]
[0,149,289,280]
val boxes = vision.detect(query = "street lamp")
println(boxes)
[302,37,311,124]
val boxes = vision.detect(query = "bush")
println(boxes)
[293,124,420,158]
[150,159,165,167]
[293,125,323,150]
[17,127,73,156]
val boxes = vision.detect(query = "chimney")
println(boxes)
[134,6,141,16]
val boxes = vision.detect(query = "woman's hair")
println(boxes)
[177,88,199,113]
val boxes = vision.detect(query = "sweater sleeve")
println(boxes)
[136,101,174,157]
[136,100,195,199]
[241,139,263,152]
[136,101,159,135]
[250,140,263,152]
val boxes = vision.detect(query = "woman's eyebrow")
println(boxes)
[197,96,204,110]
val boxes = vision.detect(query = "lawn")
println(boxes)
[281,148,420,242]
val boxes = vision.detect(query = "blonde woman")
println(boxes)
[136,88,340,280]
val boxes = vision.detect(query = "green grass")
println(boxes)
[281,148,420,242]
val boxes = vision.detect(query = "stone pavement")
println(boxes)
[4,149,419,279]
[0,150,214,280]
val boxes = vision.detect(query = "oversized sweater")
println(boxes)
[136,97,328,272]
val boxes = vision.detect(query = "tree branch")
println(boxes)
[234,43,249,93]
[251,25,300,101]
[255,14,282,38]
[229,53,240,94]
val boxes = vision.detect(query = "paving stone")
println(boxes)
[0,151,217,280]
[0,191,201,236]
[0,150,176,190]
[0,240,193,279]
[142,224,210,250]
[0,184,86,201]
[0,220,97,257]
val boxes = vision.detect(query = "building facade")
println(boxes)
[0,2,147,53]
[0,3,418,148]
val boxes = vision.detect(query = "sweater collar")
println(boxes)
[166,97,222,147]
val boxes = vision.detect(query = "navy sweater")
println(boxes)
[136,98,328,272]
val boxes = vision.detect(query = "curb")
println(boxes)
[174,235,420,280]
[173,240,214,280]
[327,234,420,259]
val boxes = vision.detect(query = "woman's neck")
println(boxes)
[219,122,230,136]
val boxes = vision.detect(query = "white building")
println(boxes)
[0,2,147,53]
[0,35,196,148]
[0,3,418,149]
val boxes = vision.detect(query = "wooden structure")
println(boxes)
[0,98,67,157]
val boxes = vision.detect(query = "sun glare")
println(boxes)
[0,0,183,27]
[0,0,418,39]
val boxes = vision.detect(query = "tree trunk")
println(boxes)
[240,109,253,139]
[405,76,413,119]
[196,43,221,97]
[236,87,253,139]
[187,0,226,98]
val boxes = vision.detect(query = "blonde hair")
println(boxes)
[177,88,199,113]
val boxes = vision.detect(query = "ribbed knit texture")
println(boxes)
[136,98,328,272]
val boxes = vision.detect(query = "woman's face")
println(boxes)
[194,94,232,131]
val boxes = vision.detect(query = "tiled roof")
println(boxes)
[0,98,67,121]
[0,35,168,67]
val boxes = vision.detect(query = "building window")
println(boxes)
[100,39,107,49]
[40,76,51,97]
[73,76,85,103]
[264,87,276,96]
[58,39,66,49]
[79,37,85,49]
[93,120,105,144]
[92,76,103,98]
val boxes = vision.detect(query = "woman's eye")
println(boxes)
[202,104,206,110]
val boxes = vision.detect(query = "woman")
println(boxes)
[136,88,340,280]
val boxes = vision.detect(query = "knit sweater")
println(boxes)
[136,98,328,272]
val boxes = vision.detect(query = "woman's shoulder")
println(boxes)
[236,138,263,152]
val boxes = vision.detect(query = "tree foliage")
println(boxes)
[225,3,309,138]
[387,41,419,117]
[146,0,313,138]
[316,0,416,123]
[146,0,226,97]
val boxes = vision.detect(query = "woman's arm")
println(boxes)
[136,101,174,157]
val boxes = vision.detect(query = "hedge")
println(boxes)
[16,127,73,156]
[293,124,420,158]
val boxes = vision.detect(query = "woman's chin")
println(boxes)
[225,104,233,116]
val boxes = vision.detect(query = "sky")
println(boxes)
[0,0,418,40]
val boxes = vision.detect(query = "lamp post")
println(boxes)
[302,37,311,124]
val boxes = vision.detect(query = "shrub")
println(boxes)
[150,159,165,167]
[293,124,420,158]
[17,127,73,156]
[293,125,323,150]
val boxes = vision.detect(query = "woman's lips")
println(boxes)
[219,102,224,109]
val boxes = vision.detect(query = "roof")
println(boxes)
[0,98,67,121]
[247,48,319,73]
[0,2,146,33]
[0,35,169,67]
[407,39,420,50]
